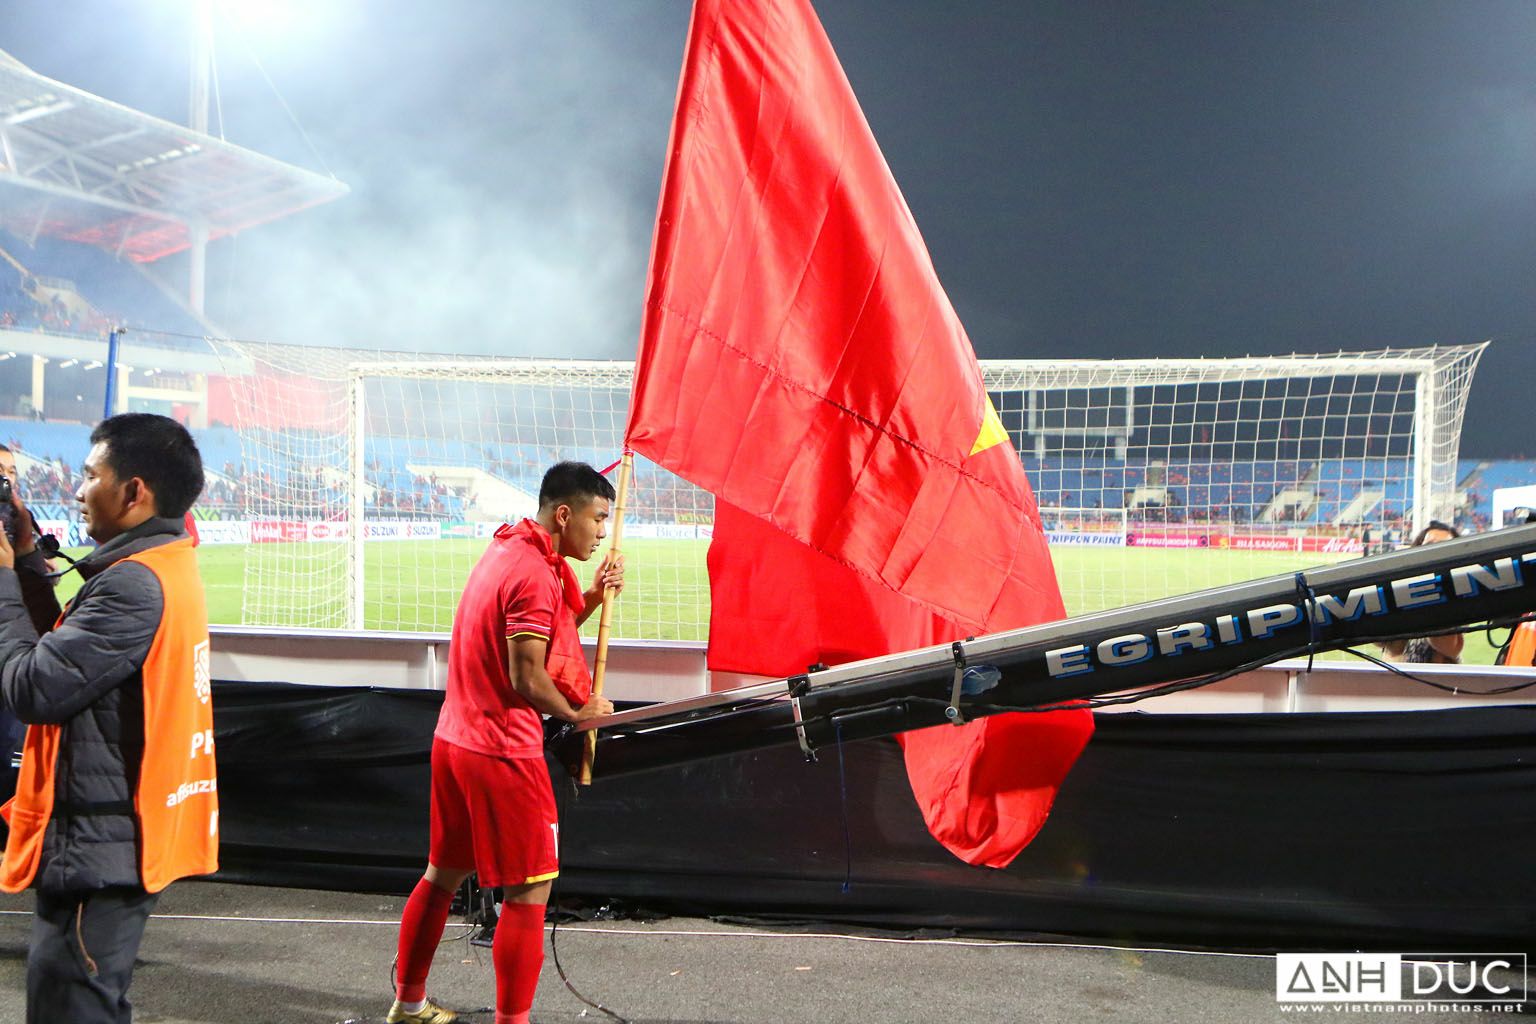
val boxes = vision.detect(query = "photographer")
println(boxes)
[0,444,60,630]
[0,443,45,804]
[1374,521,1465,664]
[0,414,217,1024]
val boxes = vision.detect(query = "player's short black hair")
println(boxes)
[1412,520,1460,546]
[90,413,205,518]
[539,461,616,511]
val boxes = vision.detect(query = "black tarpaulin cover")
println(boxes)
[209,681,1536,950]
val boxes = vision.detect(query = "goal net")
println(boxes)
[990,346,1484,611]
[191,342,712,638]
[181,339,1482,630]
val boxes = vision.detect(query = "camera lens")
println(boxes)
[0,477,14,543]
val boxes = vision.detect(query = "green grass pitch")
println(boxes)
[55,539,1508,664]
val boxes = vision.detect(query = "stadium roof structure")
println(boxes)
[0,48,347,263]
[0,326,244,376]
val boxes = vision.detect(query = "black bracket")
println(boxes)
[788,672,816,762]
[946,640,968,726]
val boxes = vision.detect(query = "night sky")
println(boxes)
[5,1,1534,456]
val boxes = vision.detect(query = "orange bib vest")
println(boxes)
[1505,621,1536,668]
[0,537,218,893]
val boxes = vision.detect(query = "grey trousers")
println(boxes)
[28,886,158,1024]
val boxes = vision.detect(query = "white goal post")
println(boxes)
[198,341,1484,631]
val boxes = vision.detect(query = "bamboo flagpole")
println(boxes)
[580,450,633,785]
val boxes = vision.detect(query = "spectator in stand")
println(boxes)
[1374,521,1464,664]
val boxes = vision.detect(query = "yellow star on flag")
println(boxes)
[970,396,1009,457]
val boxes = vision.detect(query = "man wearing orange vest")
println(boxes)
[388,462,619,1024]
[0,413,215,1024]
[1501,618,1536,668]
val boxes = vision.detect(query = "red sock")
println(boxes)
[493,901,546,1024]
[395,878,455,1003]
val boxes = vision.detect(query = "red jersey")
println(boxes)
[435,520,592,759]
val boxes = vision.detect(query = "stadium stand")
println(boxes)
[9,401,1531,537]
[0,228,208,339]
[1456,460,1536,532]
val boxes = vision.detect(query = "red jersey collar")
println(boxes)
[501,518,586,616]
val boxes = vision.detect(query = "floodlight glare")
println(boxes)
[218,0,309,37]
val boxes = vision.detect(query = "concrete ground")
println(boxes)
[0,882,1526,1023]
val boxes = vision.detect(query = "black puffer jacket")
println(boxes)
[0,517,187,891]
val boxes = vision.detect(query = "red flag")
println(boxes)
[705,500,955,675]
[629,0,1092,867]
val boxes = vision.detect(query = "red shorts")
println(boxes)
[429,738,559,888]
